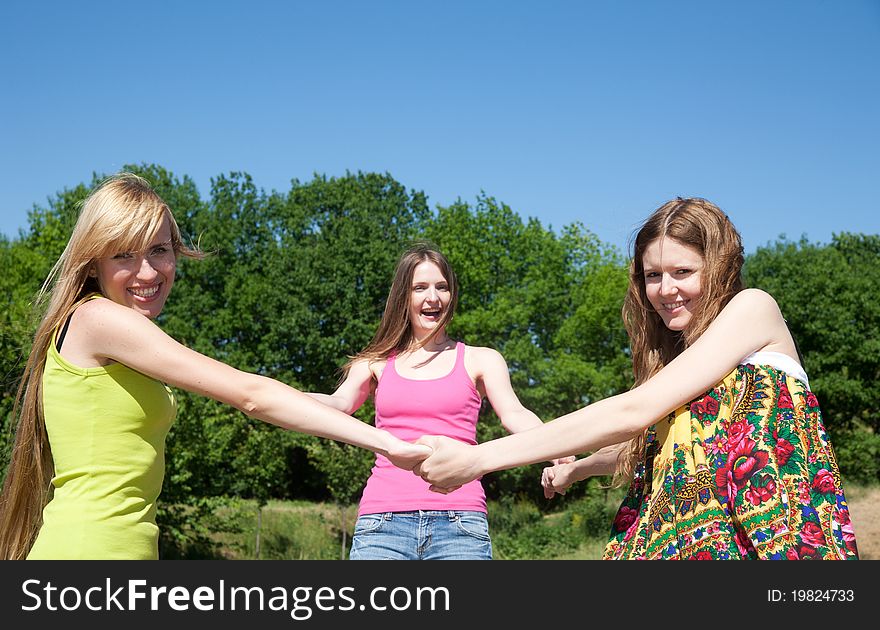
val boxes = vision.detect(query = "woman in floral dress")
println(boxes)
[413,197,858,560]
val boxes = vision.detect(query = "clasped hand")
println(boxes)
[409,435,481,493]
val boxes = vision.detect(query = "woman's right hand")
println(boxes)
[541,460,578,499]
[385,436,433,471]
[412,435,483,491]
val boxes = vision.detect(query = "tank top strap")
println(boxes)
[453,341,466,369]
[378,352,397,385]
[53,292,104,349]
[453,341,475,385]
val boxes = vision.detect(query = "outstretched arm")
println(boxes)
[305,359,374,414]
[475,346,575,466]
[78,298,430,470]
[474,347,544,433]
[541,444,623,499]
[415,289,793,487]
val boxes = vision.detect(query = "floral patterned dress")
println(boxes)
[603,356,859,560]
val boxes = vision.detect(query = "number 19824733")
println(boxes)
[768,589,854,603]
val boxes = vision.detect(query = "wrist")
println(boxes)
[375,428,396,457]
[474,442,498,477]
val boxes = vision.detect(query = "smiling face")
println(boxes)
[408,260,451,339]
[94,214,176,319]
[642,236,704,331]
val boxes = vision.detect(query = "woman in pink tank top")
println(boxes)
[308,244,571,559]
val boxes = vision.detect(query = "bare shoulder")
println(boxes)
[464,345,507,373]
[464,345,504,361]
[74,295,144,328]
[724,288,783,320]
[348,357,379,379]
[345,356,389,384]
[706,288,791,356]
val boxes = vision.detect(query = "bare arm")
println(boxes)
[415,289,792,487]
[473,347,574,467]
[78,298,429,469]
[305,360,374,414]
[541,444,624,499]
[473,347,544,433]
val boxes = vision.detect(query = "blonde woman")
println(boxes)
[0,173,429,560]
[415,198,859,560]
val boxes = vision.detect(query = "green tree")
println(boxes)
[0,179,94,473]
[744,235,880,433]
[744,234,880,483]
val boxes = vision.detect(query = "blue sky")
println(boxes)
[1,0,878,255]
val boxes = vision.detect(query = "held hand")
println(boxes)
[412,435,482,490]
[541,460,577,499]
[386,439,433,471]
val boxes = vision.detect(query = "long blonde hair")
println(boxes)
[613,198,744,485]
[344,243,459,376]
[0,173,201,559]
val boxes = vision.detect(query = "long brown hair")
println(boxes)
[344,243,459,375]
[613,197,744,485]
[0,173,202,559]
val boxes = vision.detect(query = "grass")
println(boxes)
[164,482,878,560]
[180,489,624,560]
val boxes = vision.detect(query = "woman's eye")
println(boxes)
[151,246,169,255]
[112,252,133,260]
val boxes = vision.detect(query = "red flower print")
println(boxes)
[714,438,770,500]
[775,438,795,467]
[705,396,719,415]
[691,394,719,418]
[735,528,756,557]
[622,520,638,542]
[798,544,819,559]
[801,522,826,548]
[838,510,859,555]
[694,551,713,560]
[811,468,836,494]
[744,476,777,506]
[786,548,800,560]
[777,383,794,409]
[613,506,638,533]
[798,482,811,505]
[805,392,819,408]
[727,419,752,450]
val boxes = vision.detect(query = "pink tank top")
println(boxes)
[358,341,486,515]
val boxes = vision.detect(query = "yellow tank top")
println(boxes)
[28,298,176,559]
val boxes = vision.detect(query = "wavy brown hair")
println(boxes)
[344,243,459,378]
[0,173,202,559]
[613,197,744,486]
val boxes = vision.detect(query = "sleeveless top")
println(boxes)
[604,351,858,560]
[358,341,486,516]
[28,296,176,559]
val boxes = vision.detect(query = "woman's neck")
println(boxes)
[410,331,452,353]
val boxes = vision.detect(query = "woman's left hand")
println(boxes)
[412,435,482,491]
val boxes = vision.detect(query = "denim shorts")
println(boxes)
[349,510,492,560]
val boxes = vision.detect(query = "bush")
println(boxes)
[487,488,622,559]
[829,427,880,486]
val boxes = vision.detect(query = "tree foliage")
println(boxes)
[744,234,880,435]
